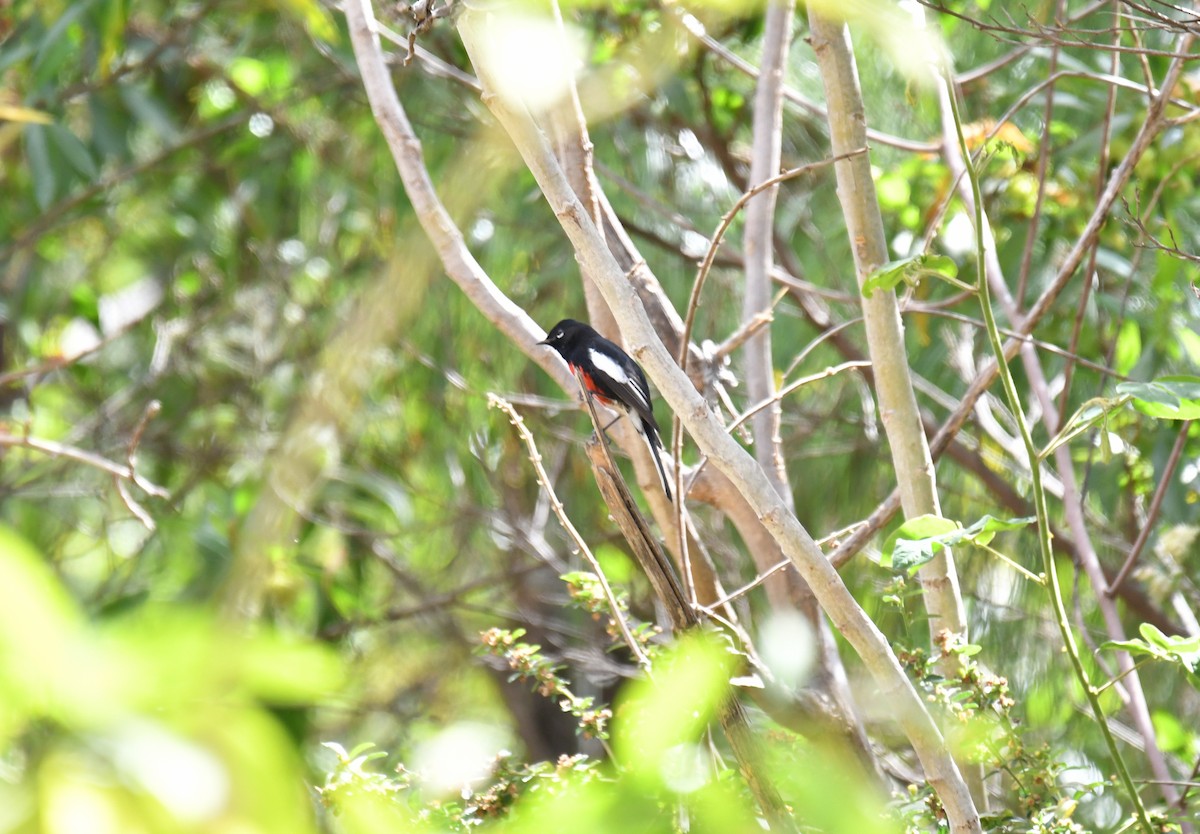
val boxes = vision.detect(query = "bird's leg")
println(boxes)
[584,392,623,437]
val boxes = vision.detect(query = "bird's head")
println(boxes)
[537,318,588,355]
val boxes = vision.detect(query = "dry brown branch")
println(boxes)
[580,393,797,834]
[490,392,650,669]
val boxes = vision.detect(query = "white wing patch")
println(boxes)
[588,348,649,410]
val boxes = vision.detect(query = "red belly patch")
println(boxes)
[569,363,615,406]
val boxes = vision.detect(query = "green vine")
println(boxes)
[939,63,1155,834]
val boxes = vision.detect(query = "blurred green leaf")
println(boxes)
[24,124,57,209]
[229,57,271,96]
[1117,376,1200,420]
[614,631,734,785]
[268,0,339,43]
[98,0,127,76]
[48,123,98,180]
[0,525,85,736]
[1114,319,1141,376]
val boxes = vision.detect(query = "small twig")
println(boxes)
[706,520,871,610]
[488,392,651,669]
[680,149,868,376]
[902,305,1127,379]
[674,8,941,153]
[671,151,862,537]
[676,360,871,501]
[0,431,169,498]
[1094,658,1153,697]
[1014,0,1066,310]
[1178,755,1200,813]
[115,478,156,531]
[1107,419,1193,596]
[126,399,161,473]
[393,0,454,66]
[708,558,792,611]
[321,560,545,638]
[1123,194,1200,264]
[978,543,1045,585]
[713,291,786,361]
[681,360,872,503]
[0,323,137,388]
[113,399,163,531]
[727,361,873,437]
[1057,20,1122,429]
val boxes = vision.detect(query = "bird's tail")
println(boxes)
[640,417,673,502]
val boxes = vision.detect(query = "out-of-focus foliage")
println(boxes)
[0,525,341,832]
[2,0,1199,832]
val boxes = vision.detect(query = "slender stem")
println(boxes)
[1094,658,1152,697]
[978,543,1045,586]
[941,61,1155,834]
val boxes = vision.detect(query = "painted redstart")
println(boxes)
[538,318,673,501]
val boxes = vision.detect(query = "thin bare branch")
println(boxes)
[1107,419,1194,595]
[490,393,651,669]
[0,431,169,499]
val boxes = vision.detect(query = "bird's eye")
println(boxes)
[553,330,562,339]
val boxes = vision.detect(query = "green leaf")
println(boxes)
[1117,376,1200,420]
[269,0,339,43]
[48,124,98,180]
[1043,397,1125,459]
[24,125,57,210]
[960,514,1037,547]
[1103,624,1200,689]
[862,254,960,298]
[882,514,1035,573]
[881,514,958,572]
[99,0,127,77]
[229,57,271,96]
[0,525,86,731]
[1113,319,1141,376]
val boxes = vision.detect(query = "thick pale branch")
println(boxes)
[809,8,978,805]
[742,0,796,504]
[343,0,574,395]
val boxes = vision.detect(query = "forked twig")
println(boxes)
[488,392,650,669]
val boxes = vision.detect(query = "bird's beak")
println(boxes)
[536,336,550,346]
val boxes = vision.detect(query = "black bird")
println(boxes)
[538,319,672,501]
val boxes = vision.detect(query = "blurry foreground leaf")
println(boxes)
[0,525,341,834]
